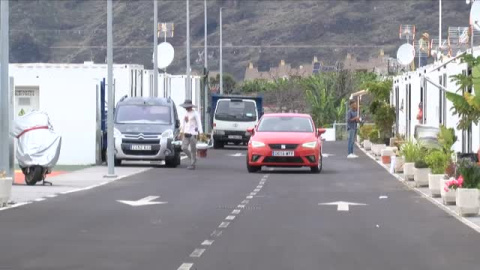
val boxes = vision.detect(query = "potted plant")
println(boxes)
[359,124,374,150]
[454,158,480,216]
[442,177,460,205]
[425,150,449,197]
[369,128,386,157]
[414,147,431,187]
[0,170,13,208]
[400,140,419,180]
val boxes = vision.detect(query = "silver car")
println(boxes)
[113,97,181,167]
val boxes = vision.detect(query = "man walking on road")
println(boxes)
[180,100,203,170]
[347,99,360,158]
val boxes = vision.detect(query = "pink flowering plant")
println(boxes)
[444,176,463,192]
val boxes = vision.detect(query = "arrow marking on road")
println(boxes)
[319,201,367,212]
[117,196,167,207]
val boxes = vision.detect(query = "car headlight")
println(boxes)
[114,128,122,138]
[161,129,174,139]
[251,141,266,148]
[302,141,317,148]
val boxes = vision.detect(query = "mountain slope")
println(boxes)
[8,0,471,80]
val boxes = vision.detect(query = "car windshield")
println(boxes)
[257,116,313,132]
[215,100,257,122]
[115,105,171,124]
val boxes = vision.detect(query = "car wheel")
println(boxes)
[310,154,322,173]
[213,140,224,149]
[246,154,261,173]
[114,158,122,167]
[165,152,181,168]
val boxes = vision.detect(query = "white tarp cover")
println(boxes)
[11,111,62,168]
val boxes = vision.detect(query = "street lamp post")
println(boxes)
[153,0,158,97]
[439,0,442,51]
[186,0,191,100]
[0,0,9,176]
[220,7,224,94]
[105,0,116,177]
[204,0,209,132]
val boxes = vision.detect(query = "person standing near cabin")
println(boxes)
[347,100,360,158]
[416,102,423,124]
[180,100,203,170]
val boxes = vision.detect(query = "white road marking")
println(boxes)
[246,196,253,199]
[219,222,230,228]
[225,215,236,220]
[0,202,32,211]
[322,153,334,157]
[238,204,245,208]
[210,230,223,237]
[257,185,263,188]
[379,195,388,199]
[376,224,380,228]
[254,189,261,192]
[229,153,244,157]
[319,201,367,212]
[177,263,194,270]
[202,240,214,246]
[231,209,241,214]
[190,248,206,258]
[117,196,167,207]
[250,192,257,196]
[241,200,249,204]
[34,198,46,202]
[45,194,58,198]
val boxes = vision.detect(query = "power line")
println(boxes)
[50,44,393,49]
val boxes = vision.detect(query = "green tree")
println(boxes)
[210,73,237,94]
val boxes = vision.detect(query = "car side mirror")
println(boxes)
[247,128,255,134]
[317,128,326,137]
[175,119,180,128]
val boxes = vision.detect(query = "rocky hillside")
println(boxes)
[8,0,471,80]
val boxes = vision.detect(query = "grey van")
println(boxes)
[113,96,181,167]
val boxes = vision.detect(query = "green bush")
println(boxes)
[359,125,374,141]
[400,140,420,163]
[425,150,449,174]
[368,127,384,144]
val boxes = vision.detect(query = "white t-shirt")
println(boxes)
[181,110,203,135]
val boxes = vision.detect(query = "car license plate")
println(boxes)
[228,135,242,139]
[272,151,294,157]
[130,145,152,151]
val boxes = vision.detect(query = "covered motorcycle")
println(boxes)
[11,111,62,185]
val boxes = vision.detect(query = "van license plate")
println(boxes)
[228,135,242,139]
[130,145,152,151]
[272,151,294,157]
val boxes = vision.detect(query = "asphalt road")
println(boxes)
[0,142,479,270]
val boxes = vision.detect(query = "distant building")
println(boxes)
[244,57,339,81]
[342,50,391,75]
[244,50,391,81]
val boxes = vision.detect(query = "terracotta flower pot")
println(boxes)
[381,155,391,164]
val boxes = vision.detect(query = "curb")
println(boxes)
[356,142,480,234]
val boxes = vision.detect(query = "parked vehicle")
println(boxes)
[246,113,326,173]
[113,96,182,167]
[12,111,62,185]
[211,94,263,148]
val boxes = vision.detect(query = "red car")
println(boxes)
[246,113,326,173]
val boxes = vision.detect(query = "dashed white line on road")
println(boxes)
[238,204,245,208]
[190,248,206,258]
[246,196,253,199]
[232,209,241,214]
[226,215,236,220]
[34,198,46,202]
[211,230,223,237]
[241,200,249,204]
[379,195,388,199]
[219,222,230,228]
[45,194,58,198]
[177,263,194,270]
[202,240,214,246]
[257,185,263,188]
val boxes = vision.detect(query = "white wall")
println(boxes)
[10,63,144,165]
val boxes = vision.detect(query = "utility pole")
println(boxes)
[439,0,442,53]
[220,7,224,94]
[0,0,9,176]
[105,0,116,178]
[204,0,209,132]
[153,0,158,97]
[186,0,191,100]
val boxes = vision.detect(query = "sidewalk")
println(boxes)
[357,142,480,233]
[6,165,152,208]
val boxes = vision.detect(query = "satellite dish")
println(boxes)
[470,1,480,31]
[152,42,175,69]
[396,43,415,66]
